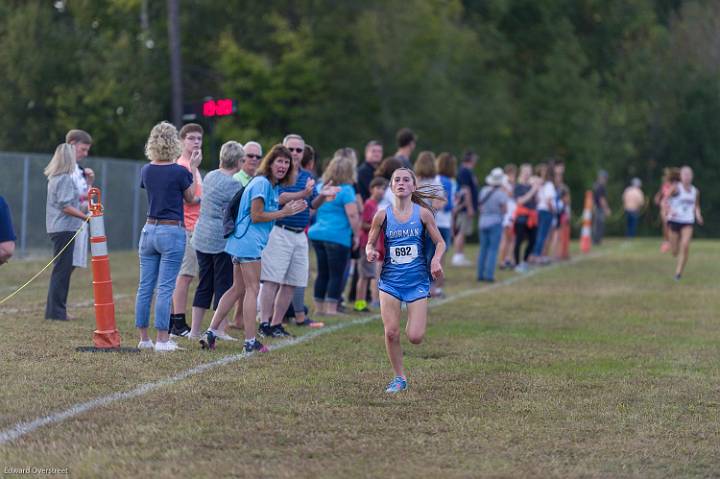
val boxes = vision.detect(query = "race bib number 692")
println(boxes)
[389,244,418,265]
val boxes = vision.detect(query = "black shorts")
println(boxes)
[668,221,693,233]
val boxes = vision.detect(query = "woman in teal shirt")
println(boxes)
[200,145,306,353]
[308,151,361,315]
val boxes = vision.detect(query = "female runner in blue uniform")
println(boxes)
[365,167,446,393]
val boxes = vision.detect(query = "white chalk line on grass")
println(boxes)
[0,246,619,446]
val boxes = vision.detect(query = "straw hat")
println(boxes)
[485,167,506,186]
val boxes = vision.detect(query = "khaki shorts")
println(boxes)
[455,211,474,237]
[179,230,199,277]
[260,226,309,287]
[358,248,378,279]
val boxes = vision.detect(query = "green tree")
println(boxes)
[0,1,167,158]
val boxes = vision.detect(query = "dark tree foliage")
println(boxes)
[0,0,717,234]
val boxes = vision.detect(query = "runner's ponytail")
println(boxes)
[410,185,445,214]
[393,167,445,214]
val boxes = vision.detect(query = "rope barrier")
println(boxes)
[0,217,91,306]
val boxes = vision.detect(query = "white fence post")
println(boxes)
[20,156,29,258]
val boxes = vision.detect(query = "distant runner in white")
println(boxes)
[666,166,703,280]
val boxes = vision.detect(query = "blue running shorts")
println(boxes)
[378,278,430,303]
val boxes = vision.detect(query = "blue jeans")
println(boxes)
[625,210,639,238]
[135,224,186,331]
[477,223,503,281]
[312,240,350,303]
[532,210,554,256]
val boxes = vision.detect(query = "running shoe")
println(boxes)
[270,324,293,338]
[385,376,408,393]
[170,322,191,338]
[451,254,472,267]
[154,340,184,352]
[199,330,217,350]
[354,300,370,312]
[661,241,670,253]
[294,318,325,328]
[137,339,154,350]
[499,260,514,270]
[258,322,273,338]
[514,262,529,273]
[674,273,682,281]
[244,339,269,354]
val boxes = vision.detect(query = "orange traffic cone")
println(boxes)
[87,187,121,349]
[580,190,593,254]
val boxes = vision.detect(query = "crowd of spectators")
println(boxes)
[30,124,583,352]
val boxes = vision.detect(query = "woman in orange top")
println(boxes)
[512,164,540,273]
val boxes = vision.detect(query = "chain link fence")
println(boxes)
[1,152,153,257]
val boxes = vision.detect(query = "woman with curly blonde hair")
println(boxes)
[135,121,200,352]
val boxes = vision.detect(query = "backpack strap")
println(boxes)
[479,186,499,207]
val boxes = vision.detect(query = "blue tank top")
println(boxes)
[381,204,427,285]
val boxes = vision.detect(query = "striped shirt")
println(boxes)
[276,169,317,230]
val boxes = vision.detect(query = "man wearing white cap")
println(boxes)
[477,167,509,282]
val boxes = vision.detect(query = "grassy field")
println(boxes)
[0,239,719,478]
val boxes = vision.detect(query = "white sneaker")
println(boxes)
[451,254,472,267]
[451,253,462,266]
[215,332,238,341]
[154,340,184,352]
[138,340,154,350]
